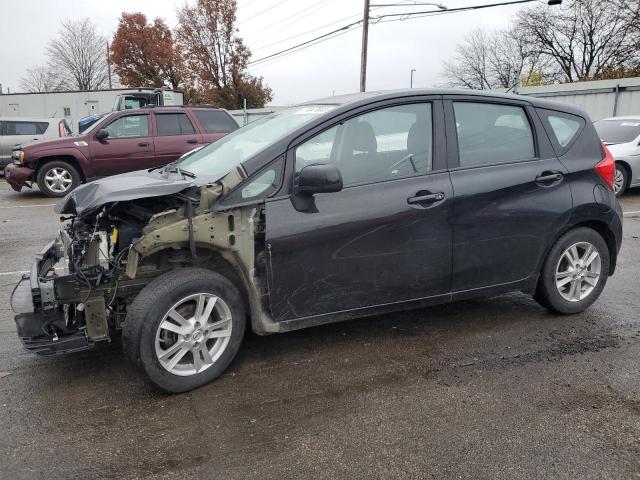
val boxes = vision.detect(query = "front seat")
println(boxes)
[338,121,378,184]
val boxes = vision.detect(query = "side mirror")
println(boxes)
[295,164,343,195]
[95,129,109,141]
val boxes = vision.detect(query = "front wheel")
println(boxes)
[36,161,81,197]
[534,228,610,315]
[123,268,246,393]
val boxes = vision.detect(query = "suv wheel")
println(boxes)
[123,268,246,393]
[614,163,628,197]
[534,227,610,314]
[36,161,81,197]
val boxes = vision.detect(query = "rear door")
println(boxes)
[445,97,572,294]
[89,113,155,176]
[1,120,48,164]
[152,111,203,165]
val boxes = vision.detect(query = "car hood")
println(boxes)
[19,135,80,153]
[55,169,199,216]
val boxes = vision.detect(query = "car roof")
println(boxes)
[123,106,224,114]
[300,88,589,118]
[0,117,62,123]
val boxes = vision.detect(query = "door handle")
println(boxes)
[535,171,563,184]
[138,142,150,147]
[186,139,198,144]
[407,192,445,205]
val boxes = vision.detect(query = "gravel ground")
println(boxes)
[1,182,640,480]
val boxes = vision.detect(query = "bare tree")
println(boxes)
[515,0,639,82]
[19,66,63,93]
[442,28,546,90]
[47,18,110,90]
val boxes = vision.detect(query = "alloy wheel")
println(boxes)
[155,293,233,376]
[555,241,601,302]
[613,167,625,195]
[44,167,73,194]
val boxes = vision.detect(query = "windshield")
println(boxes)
[82,112,114,135]
[178,105,335,177]
[595,119,640,144]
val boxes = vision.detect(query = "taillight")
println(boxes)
[594,143,615,190]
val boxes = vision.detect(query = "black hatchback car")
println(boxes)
[12,90,622,392]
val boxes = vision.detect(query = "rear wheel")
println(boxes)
[123,268,246,393]
[534,228,609,314]
[36,160,81,197]
[614,163,628,197]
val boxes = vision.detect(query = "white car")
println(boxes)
[594,116,640,196]
[0,117,71,170]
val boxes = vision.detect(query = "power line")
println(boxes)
[249,20,363,65]
[238,0,291,24]
[247,0,552,70]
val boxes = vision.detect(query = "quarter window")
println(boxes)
[104,115,149,139]
[193,110,238,134]
[295,103,433,187]
[453,102,535,167]
[540,109,585,152]
[155,113,196,136]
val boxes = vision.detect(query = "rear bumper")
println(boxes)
[11,240,92,355]
[4,163,35,192]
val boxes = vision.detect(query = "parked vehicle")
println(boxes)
[11,90,622,393]
[594,116,640,196]
[4,106,238,197]
[0,117,71,169]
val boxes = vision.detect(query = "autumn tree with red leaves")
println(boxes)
[110,13,183,89]
[176,0,272,109]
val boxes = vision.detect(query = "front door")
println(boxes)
[90,113,155,176]
[265,100,453,322]
[445,98,573,292]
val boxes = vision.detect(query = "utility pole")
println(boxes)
[106,41,113,89]
[359,0,370,92]
[410,68,416,88]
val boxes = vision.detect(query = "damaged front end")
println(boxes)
[11,167,273,356]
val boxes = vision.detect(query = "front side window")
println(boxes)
[104,115,149,139]
[295,103,433,187]
[6,121,48,136]
[453,102,535,167]
[155,113,196,136]
[193,110,238,133]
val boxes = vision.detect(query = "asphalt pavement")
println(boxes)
[1,182,640,479]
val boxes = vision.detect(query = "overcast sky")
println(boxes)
[0,0,537,105]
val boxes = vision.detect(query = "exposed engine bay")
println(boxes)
[10,169,275,356]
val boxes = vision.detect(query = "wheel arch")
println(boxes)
[36,155,86,181]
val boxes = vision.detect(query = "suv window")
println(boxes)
[5,121,49,136]
[156,113,196,136]
[453,102,535,167]
[295,103,433,187]
[193,110,238,133]
[539,109,585,153]
[104,115,149,139]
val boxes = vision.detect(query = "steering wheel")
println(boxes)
[385,153,417,177]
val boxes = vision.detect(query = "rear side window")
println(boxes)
[193,110,238,134]
[538,109,585,154]
[155,113,196,136]
[453,102,535,167]
[5,121,49,135]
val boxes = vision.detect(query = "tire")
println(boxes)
[534,227,610,315]
[123,268,246,393]
[614,163,628,197]
[36,160,81,197]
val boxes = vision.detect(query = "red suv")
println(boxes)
[4,106,238,197]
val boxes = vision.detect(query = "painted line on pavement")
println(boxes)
[623,210,640,217]
[0,203,56,209]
